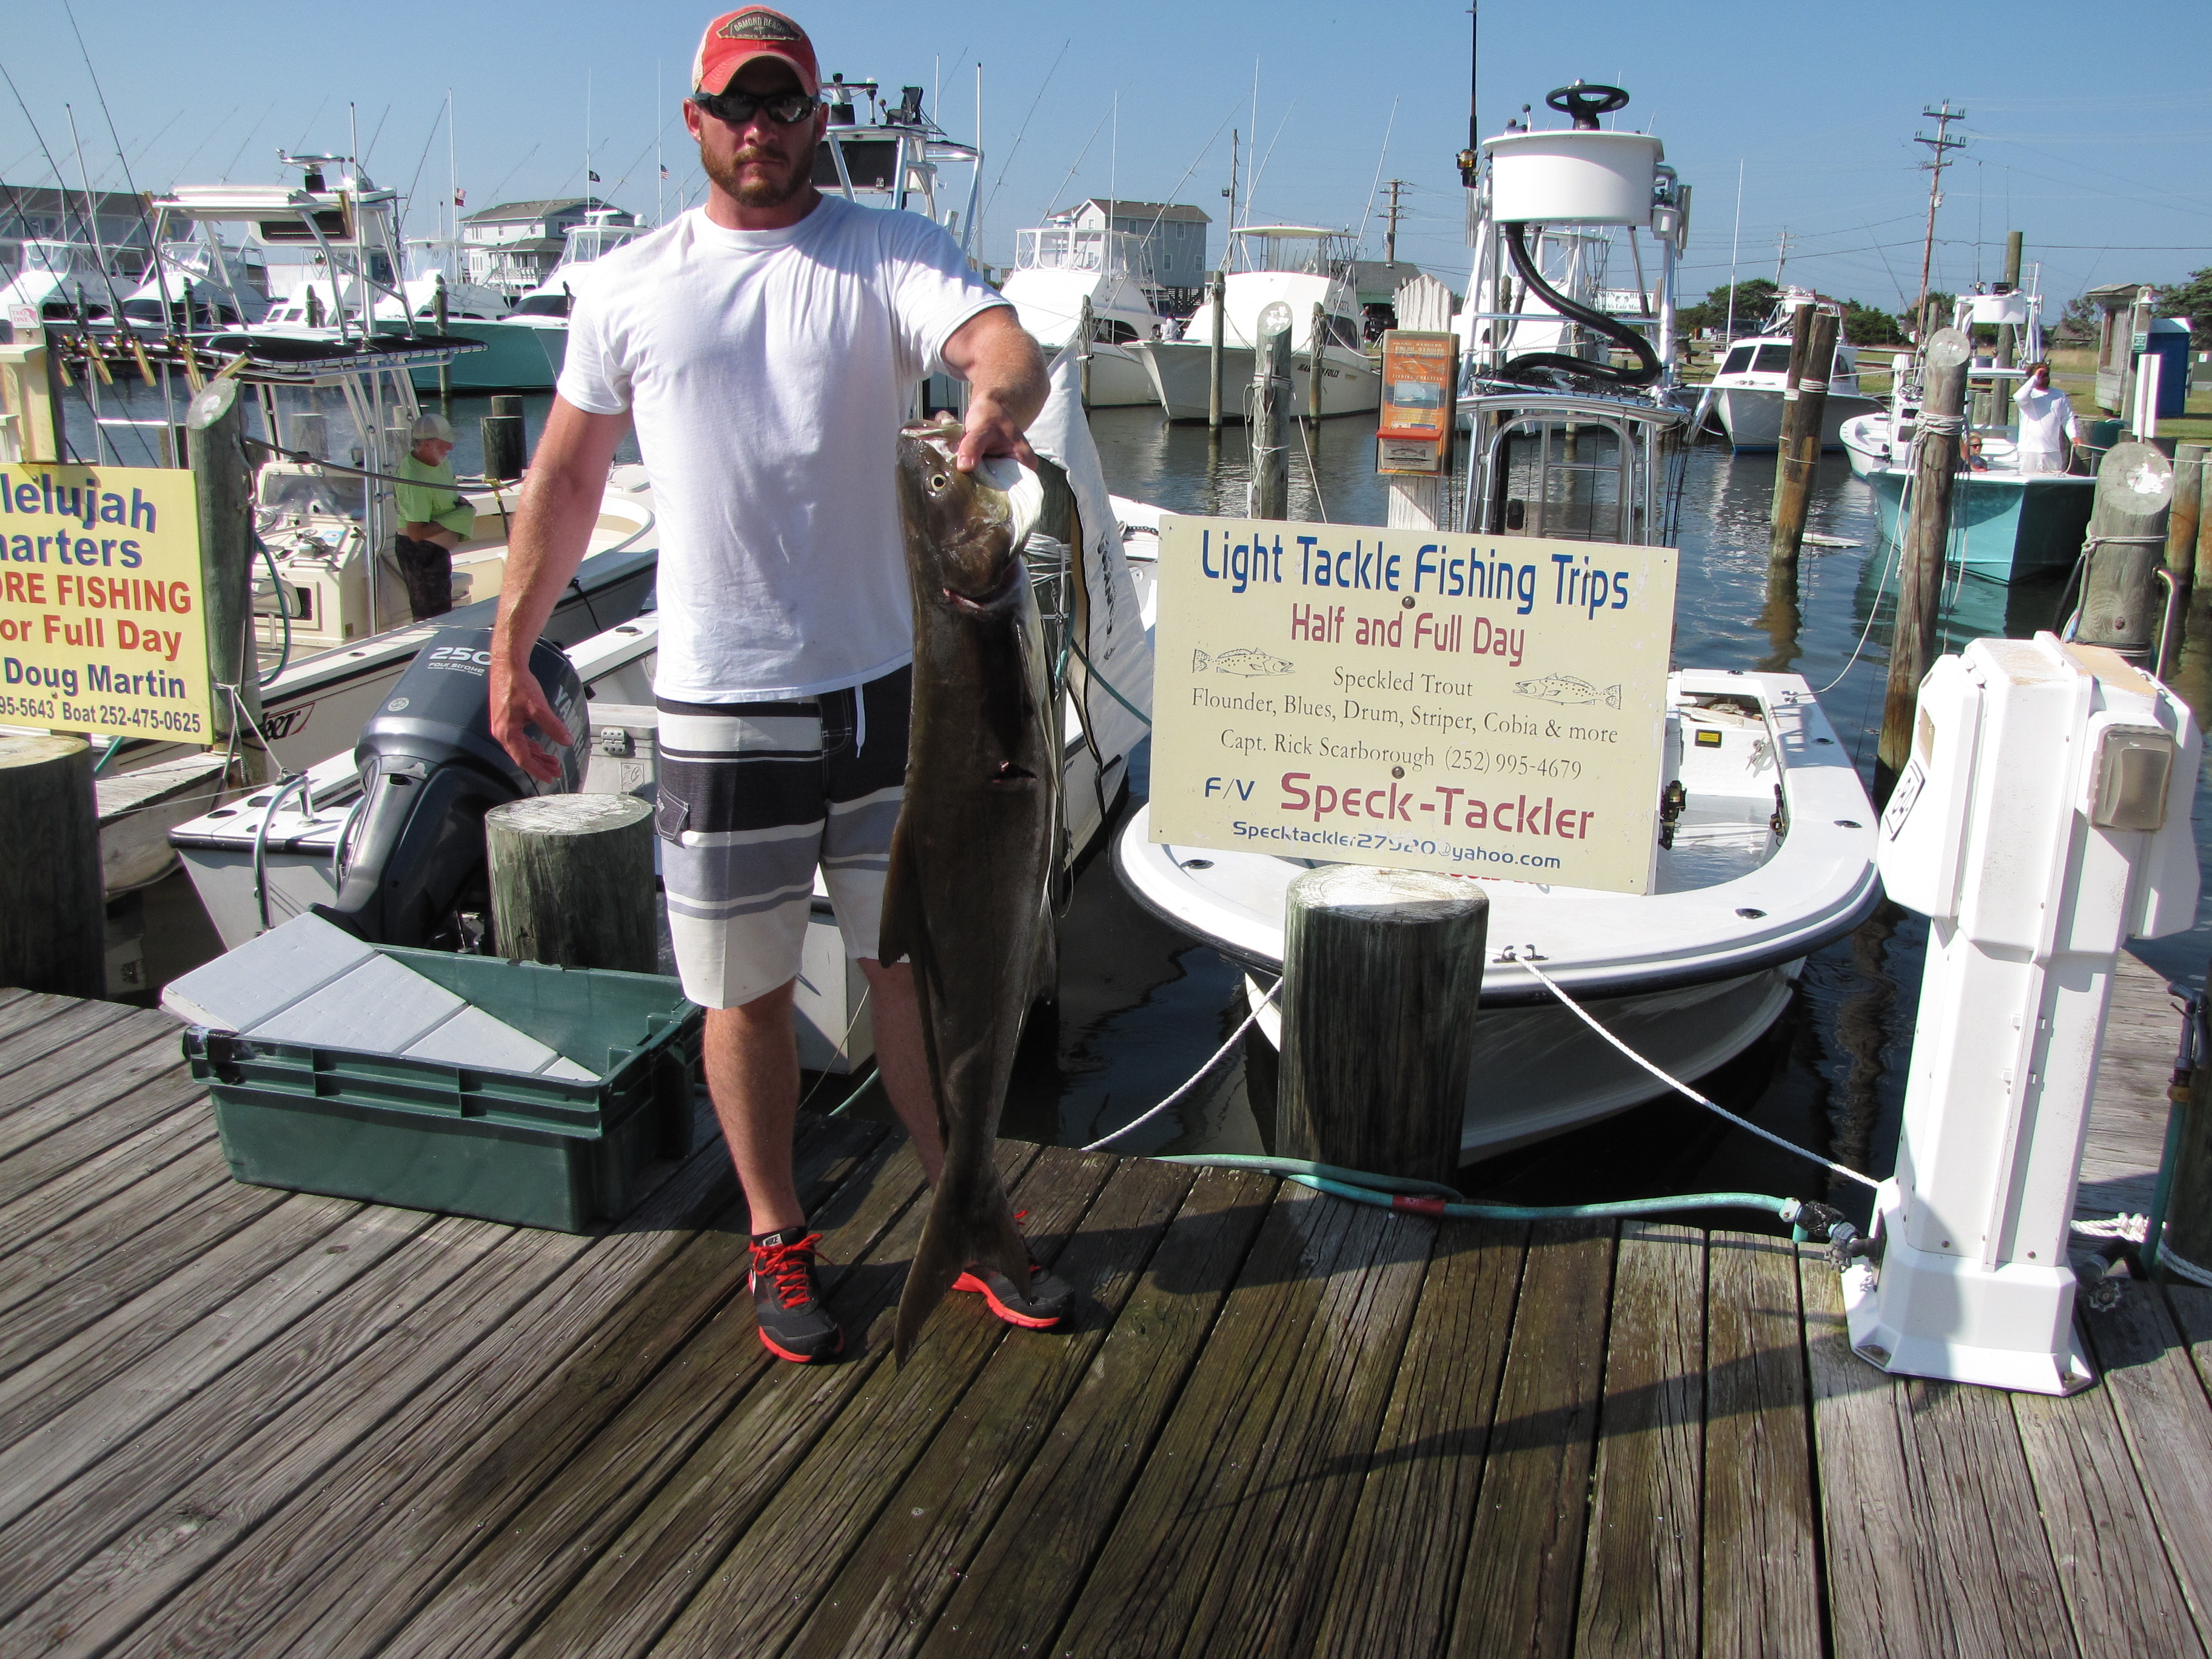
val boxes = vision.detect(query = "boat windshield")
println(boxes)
[512,290,571,318]
[1752,343,1791,374]
[1230,227,1355,277]
[1016,227,1153,284]
[1721,346,1754,375]
[258,467,367,523]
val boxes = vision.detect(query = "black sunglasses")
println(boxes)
[693,87,819,127]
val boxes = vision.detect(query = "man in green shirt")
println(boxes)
[394,412,477,618]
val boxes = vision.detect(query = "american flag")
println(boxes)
[453,189,465,207]
[660,164,669,179]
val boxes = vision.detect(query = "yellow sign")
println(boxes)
[1151,515,1678,895]
[1376,330,1456,475]
[0,464,212,742]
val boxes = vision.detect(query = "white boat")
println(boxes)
[1002,226,1161,407]
[116,238,272,330]
[1116,81,1880,1160]
[0,237,116,340]
[1706,289,1882,452]
[1127,226,1381,420]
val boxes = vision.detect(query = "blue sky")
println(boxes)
[6,0,2208,313]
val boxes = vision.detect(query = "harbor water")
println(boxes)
[84,384,2212,1225]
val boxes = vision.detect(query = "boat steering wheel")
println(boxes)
[1546,83,1631,131]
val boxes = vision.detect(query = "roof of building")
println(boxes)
[2084,281,2157,307]
[462,198,632,226]
[475,237,568,256]
[1054,198,1210,226]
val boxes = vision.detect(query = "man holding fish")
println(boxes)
[484,6,1069,1361]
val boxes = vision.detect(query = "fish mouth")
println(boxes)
[987,760,1037,785]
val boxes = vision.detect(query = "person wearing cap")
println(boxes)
[485,7,1064,1363]
[394,412,475,618]
[2014,361,2079,475]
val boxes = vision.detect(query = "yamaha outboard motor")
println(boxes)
[318,628,584,948]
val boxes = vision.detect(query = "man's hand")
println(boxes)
[942,304,1047,474]
[488,652,574,784]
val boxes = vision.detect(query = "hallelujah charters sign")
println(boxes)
[1151,514,1678,896]
[0,464,213,741]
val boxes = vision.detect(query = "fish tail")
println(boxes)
[894,1162,1030,1364]
[1191,649,1210,672]
[1604,685,1621,709]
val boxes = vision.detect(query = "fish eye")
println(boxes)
[928,473,949,491]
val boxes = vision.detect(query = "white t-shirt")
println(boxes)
[2014,381,2078,458]
[558,196,1005,700]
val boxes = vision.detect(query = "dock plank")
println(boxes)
[2012,1360,2208,1657]
[0,1135,232,1320]
[1701,1231,1820,1659]
[648,1145,1113,1658]
[369,1117,891,1659]
[0,990,94,1050]
[1045,1183,1384,1659]
[0,1107,218,1265]
[1893,1374,2074,1658]
[912,1168,1277,1659]
[0,1211,510,1629]
[1576,1223,1703,1659]
[785,1155,1195,1659]
[2080,1284,2212,1652]
[0,999,141,1124]
[0,1020,179,1165]
[1167,1204,1436,1659]
[1799,1247,1950,1659]
[97,1133,748,1659]
[0,1061,204,1212]
[498,1137,971,1659]
[1446,1220,1614,1659]
[1311,1219,1527,1659]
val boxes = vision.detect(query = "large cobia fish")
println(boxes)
[881,418,1057,1362]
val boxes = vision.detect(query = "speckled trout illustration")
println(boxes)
[1193,646,1295,677]
[880,419,1056,1364]
[1515,672,1621,708]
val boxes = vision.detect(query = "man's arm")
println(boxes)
[489,394,629,780]
[941,304,1047,472]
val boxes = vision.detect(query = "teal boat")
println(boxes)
[1863,457,2094,582]
[404,317,565,393]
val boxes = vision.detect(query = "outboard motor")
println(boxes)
[318,628,583,949]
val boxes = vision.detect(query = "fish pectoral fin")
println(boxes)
[876,818,920,969]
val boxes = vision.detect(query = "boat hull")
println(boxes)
[1247,964,1798,1159]
[405,320,566,392]
[1131,338,1381,420]
[1866,464,2096,581]
[1714,384,1881,452]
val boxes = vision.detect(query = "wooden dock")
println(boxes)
[1,954,2208,1659]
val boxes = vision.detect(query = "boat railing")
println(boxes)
[1015,227,1155,286]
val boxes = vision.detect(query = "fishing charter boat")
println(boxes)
[1840,291,2096,581]
[0,237,117,340]
[1002,225,1162,407]
[1703,289,1881,452]
[1126,226,1381,420]
[463,210,649,391]
[1114,81,1880,1161]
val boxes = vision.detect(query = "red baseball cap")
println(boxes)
[692,8,820,98]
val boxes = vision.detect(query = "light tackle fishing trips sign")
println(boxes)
[0,464,212,742]
[1151,514,1678,895]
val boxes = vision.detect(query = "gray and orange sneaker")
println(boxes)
[750,1226,843,1362]
[956,1243,1074,1330]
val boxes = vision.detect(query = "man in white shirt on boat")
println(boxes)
[481,6,1065,1364]
[2013,361,2079,475]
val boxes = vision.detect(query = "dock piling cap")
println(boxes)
[1289,865,1487,923]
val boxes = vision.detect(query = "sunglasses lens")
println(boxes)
[699,91,814,124]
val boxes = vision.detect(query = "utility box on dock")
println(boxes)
[1851,634,2199,1393]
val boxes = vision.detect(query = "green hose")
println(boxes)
[1152,1153,1804,1226]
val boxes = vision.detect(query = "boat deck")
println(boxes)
[0,954,2205,1658]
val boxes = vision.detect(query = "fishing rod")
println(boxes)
[0,62,136,330]
[978,36,1071,229]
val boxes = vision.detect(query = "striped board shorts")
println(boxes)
[654,665,910,1010]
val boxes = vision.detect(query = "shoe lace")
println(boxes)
[753,1233,824,1309]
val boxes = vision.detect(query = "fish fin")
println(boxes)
[894,1161,1029,1364]
[1191,649,1210,673]
[876,816,920,968]
[1604,685,1621,709]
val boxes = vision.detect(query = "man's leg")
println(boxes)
[701,979,805,1233]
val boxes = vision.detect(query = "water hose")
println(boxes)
[254,531,292,686]
[1499,221,1662,390]
[1152,1152,1815,1228]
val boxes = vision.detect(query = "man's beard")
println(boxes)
[701,140,811,209]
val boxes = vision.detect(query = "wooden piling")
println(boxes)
[0,735,105,999]
[1275,866,1487,1184]
[2076,441,2175,665]
[1253,308,1292,520]
[2160,980,2212,1281]
[2170,442,2204,611]
[433,273,451,410]
[486,794,658,973]
[1076,296,1094,411]
[188,380,269,784]
[1206,269,1226,435]
[1875,327,1971,806]
[1769,305,1836,569]
[481,394,526,485]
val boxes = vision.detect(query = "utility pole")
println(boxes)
[1912,101,1966,343]
[1224,129,1240,247]
[1772,227,1793,289]
[1384,179,1408,264]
